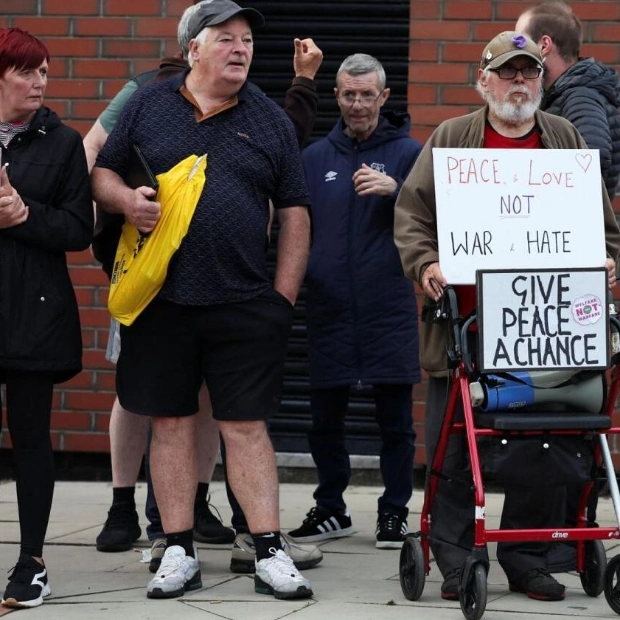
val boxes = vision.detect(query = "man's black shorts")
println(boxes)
[116,290,294,420]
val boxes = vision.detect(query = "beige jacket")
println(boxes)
[394,105,620,376]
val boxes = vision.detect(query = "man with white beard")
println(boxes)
[394,31,619,602]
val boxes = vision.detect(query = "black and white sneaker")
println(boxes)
[2,554,51,608]
[288,506,354,542]
[375,512,407,549]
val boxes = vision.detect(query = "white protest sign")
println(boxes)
[433,148,606,284]
[477,268,609,371]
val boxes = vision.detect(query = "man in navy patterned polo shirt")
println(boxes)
[92,0,312,602]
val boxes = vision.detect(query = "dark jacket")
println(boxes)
[0,106,93,382]
[303,111,422,388]
[541,58,620,200]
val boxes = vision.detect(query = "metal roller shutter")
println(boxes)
[247,0,411,454]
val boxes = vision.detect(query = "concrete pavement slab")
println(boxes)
[1,480,620,619]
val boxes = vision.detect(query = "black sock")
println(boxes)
[252,531,282,561]
[112,486,135,506]
[195,482,209,503]
[165,529,195,557]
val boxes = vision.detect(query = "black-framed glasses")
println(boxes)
[337,91,383,107]
[489,65,542,80]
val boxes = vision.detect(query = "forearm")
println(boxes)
[394,175,439,283]
[274,206,310,304]
[283,79,318,147]
[7,194,94,251]
[91,166,134,215]
[83,119,109,173]
[4,140,94,252]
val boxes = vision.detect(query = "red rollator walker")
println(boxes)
[399,271,620,620]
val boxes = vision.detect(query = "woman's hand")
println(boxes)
[0,165,28,228]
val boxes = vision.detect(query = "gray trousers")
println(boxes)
[425,376,564,582]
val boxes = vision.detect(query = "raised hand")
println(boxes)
[293,38,323,80]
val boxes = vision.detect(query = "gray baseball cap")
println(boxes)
[188,0,265,39]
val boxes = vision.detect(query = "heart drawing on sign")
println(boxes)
[576,153,592,173]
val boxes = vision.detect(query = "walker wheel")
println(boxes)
[580,540,606,597]
[604,554,620,614]
[399,535,425,601]
[459,562,487,620]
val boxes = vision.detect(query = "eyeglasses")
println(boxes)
[489,65,542,80]
[337,92,383,107]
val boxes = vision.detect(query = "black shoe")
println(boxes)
[375,512,408,549]
[288,506,354,542]
[96,502,141,552]
[441,568,461,601]
[509,568,565,601]
[2,554,51,608]
[193,496,235,544]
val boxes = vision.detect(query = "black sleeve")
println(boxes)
[6,131,93,252]
[283,77,319,148]
[560,88,614,194]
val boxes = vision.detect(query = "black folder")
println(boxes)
[125,144,159,191]
[92,144,158,277]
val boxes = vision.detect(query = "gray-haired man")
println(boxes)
[92,0,313,600]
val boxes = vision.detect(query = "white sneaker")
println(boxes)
[146,545,202,599]
[230,532,323,573]
[281,533,323,569]
[254,548,313,600]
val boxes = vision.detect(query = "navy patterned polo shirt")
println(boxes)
[96,70,310,306]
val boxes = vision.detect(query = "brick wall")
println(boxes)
[409,1,620,142]
[2,1,620,466]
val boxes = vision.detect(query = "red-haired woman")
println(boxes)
[0,28,93,608]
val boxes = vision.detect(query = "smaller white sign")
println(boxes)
[477,268,609,371]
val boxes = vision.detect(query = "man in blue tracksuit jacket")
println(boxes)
[288,53,422,549]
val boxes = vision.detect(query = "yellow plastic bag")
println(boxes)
[108,153,207,326]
